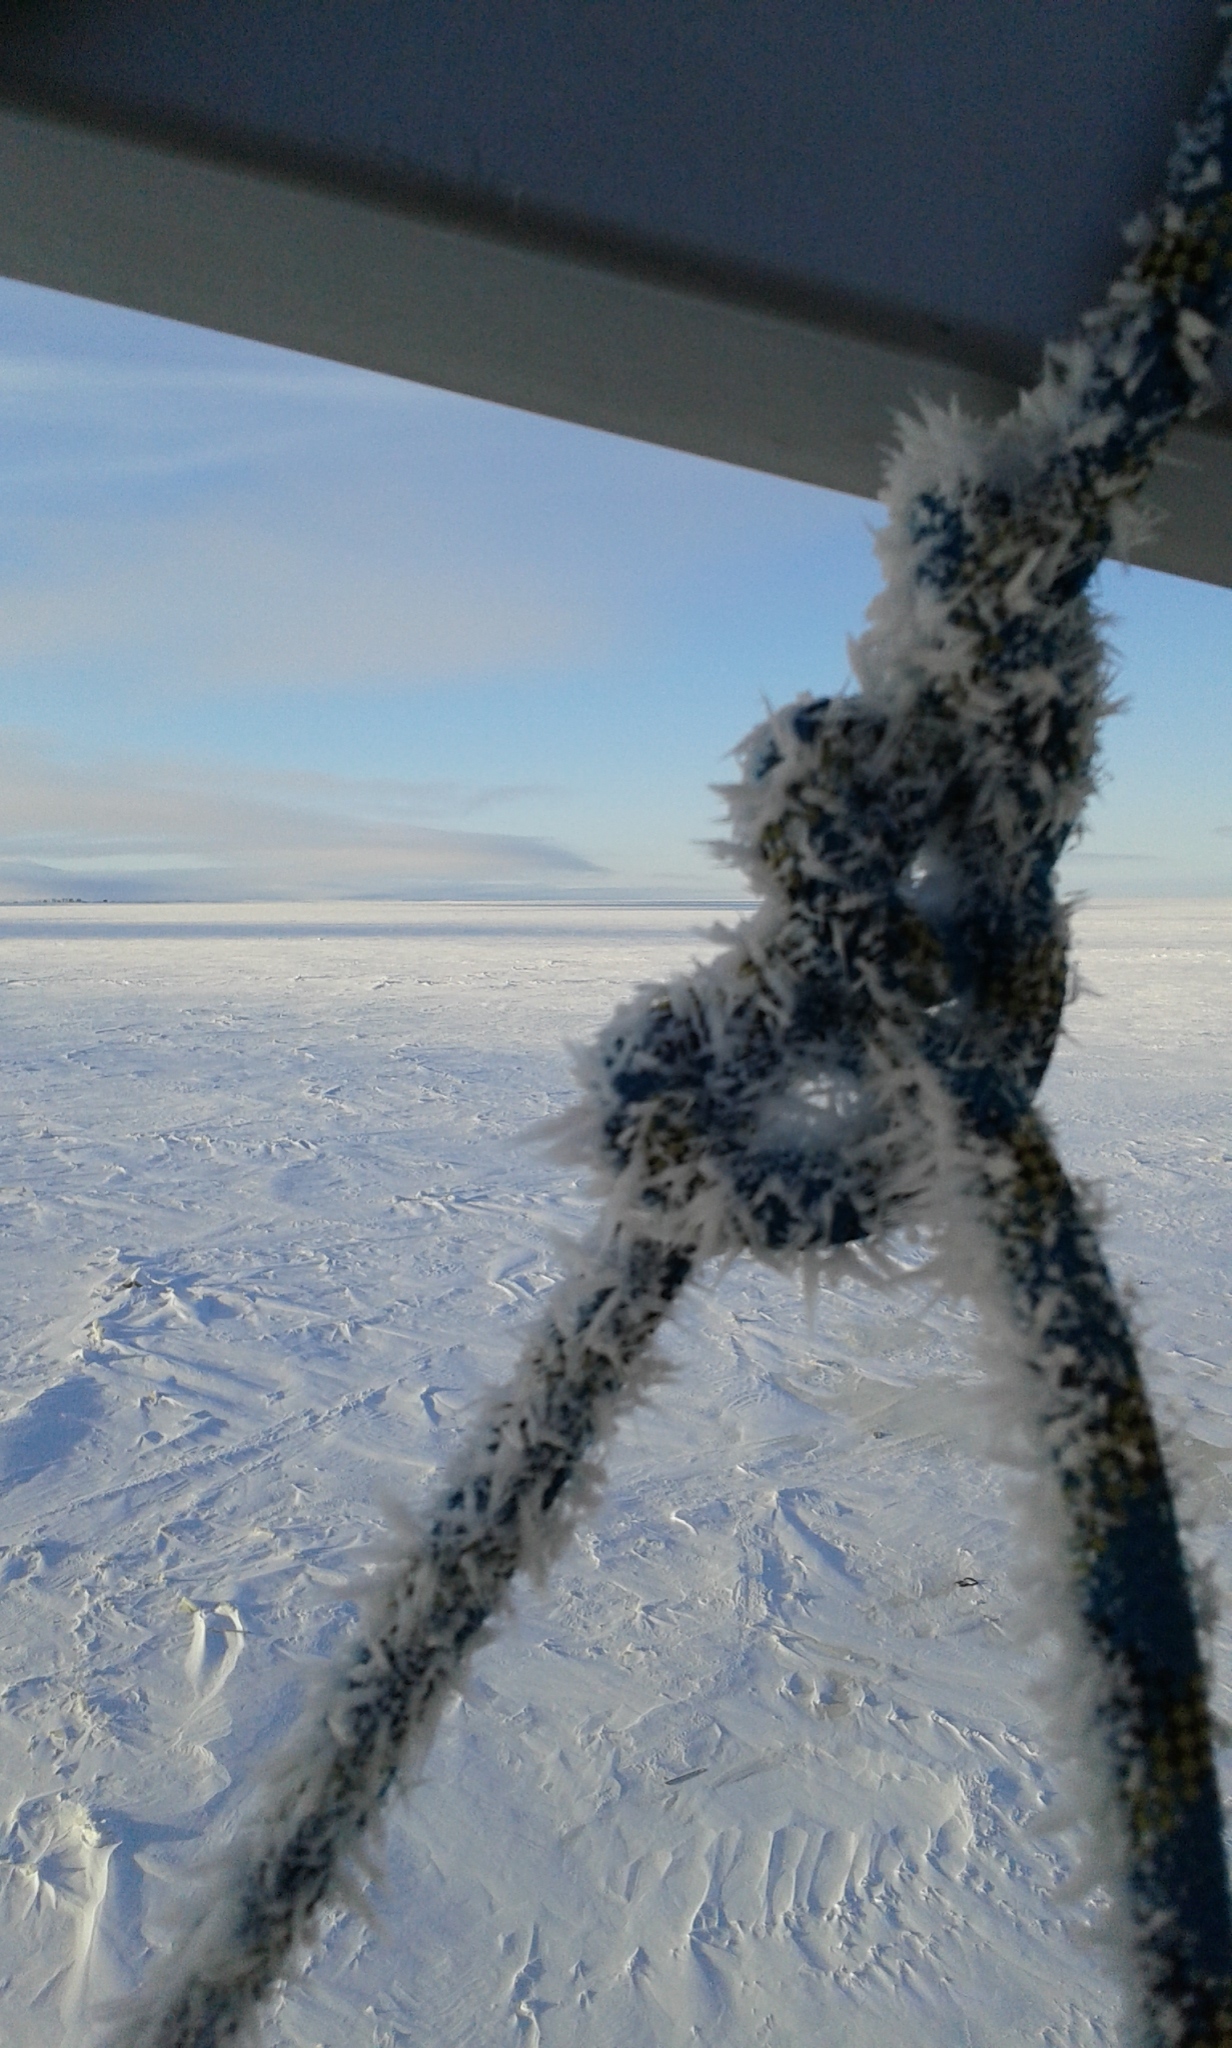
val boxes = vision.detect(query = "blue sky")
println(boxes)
[0,275,1228,902]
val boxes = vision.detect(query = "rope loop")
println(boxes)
[112,26,1232,2048]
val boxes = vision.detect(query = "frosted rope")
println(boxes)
[113,28,1232,2048]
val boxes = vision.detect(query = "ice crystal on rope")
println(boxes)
[113,30,1232,2048]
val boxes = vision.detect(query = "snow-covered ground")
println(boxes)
[0,897,1228,2048]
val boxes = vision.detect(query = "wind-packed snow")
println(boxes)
[0,896,1227,2047]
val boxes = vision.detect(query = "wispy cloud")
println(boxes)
[0,349,446,491]
[0,737,600,900]
[1064,850,1162,863]
[0,513,596,691]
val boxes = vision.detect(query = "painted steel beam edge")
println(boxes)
[0,100,1226,588]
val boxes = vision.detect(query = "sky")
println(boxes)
[0,274,1229,904]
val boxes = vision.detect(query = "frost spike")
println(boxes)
[111,21,1232,2048]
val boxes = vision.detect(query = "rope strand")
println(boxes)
[111,26,1232,2046]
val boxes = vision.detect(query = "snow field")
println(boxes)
[0,898,1227,2046]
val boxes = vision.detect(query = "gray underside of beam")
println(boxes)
[2,102,1231,588]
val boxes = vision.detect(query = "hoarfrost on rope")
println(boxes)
[112,25,1232,2048]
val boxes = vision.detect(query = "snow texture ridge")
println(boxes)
[0,899,1226,2047]
[107,26,1232,2048]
